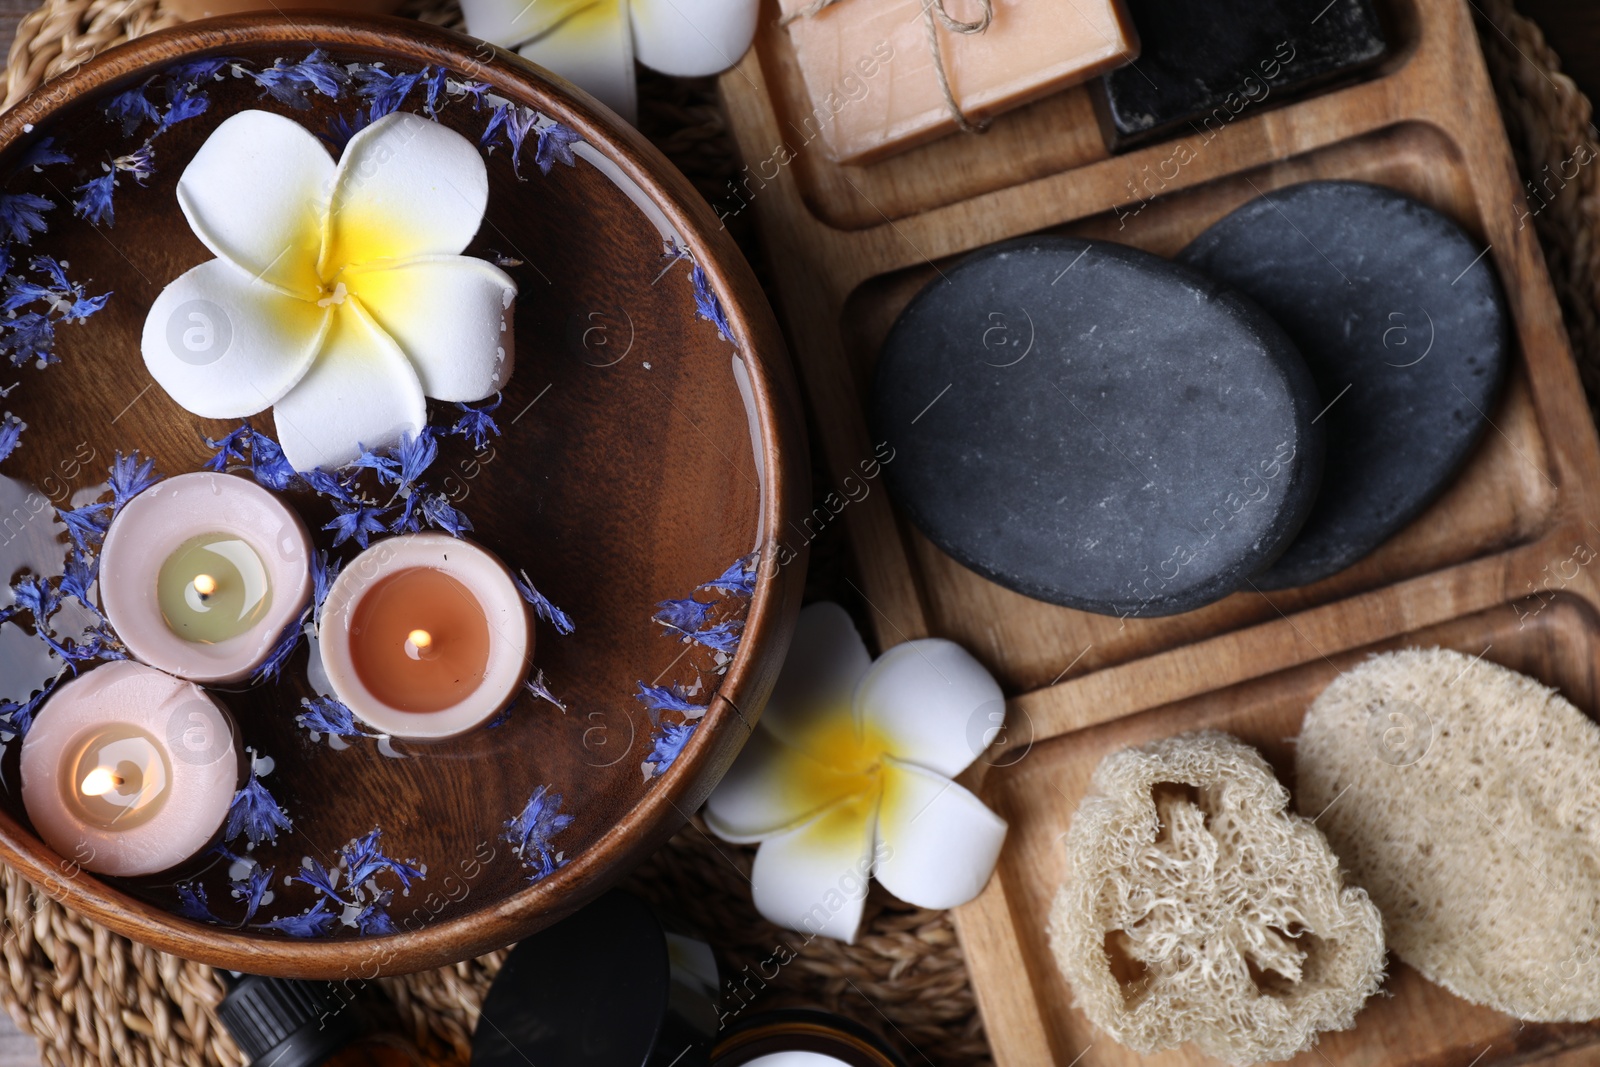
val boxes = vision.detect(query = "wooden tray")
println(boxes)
[716,0,1600,1060]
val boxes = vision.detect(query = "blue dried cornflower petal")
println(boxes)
[0,192,53,244]
[287,856,343,901]
[300,466,358,502]
[418,493,471,537]
[11,572,61,622]
[59,545,99,609]
[157,85,209,133]
[108,450,160,513]
[114,144,155,185]
[482,104,538,176]
[249,617,304,685]
[480,103,508,149]
[449,395,501,450]
[260,897,336,938]
[394,428,437,486]
[456,80,494,106]
[357,904,397,935]
[224,772,293,847]
[355,65,422,118]
[687,619,744,654]
[342,828,425,891]
[30,255,70,291]
[514,570,574,635]
[0,684,52,738]
[104,85,160,135]
[324,500,389,548]
[0,413,22,464]
[176,881,221,923]
[292,51,349,97]
[634,681,703,715]
[231,864,276,924]
[645,721,696,777]
[387,489,423,534]
[15,137,70,172]
[204,424,253,471]
[349,443,401,485]
[297,695,364,740]
[534,123,580,174]
[64,289,110,322]
[56,501,109,551]
[248,431,296,490]
[504,785,572,882]
[653,596,713,632]
[167,57,235,87]
[523,669,565,712]
[310,551,341,626]
[5,312,54,367]
[691,262,734,343]
[698,551,759,596]
[422,67,448,114]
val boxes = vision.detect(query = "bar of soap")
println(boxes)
[1179,181,1509,590]
[1098,0,1385,150]
[779,0,1138,165]
[871,237,1323,618]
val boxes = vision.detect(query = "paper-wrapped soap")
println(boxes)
[779,0,1138,164]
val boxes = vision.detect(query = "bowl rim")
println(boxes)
[0,12,808,978]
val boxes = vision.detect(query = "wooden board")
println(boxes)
[717,0,1600,1060]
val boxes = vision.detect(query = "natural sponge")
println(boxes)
[1049,731,1384,1065]
[1297,648,1600,1021]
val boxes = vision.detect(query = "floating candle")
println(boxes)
[20,661,241,877]
[319,533,532,739]
[100,472,312,683]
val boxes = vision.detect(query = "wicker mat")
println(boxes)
[0,2,1593,1065]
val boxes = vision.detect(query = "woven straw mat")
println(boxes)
[0,0,1594,1064]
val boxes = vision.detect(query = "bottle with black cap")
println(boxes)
[217,972,428,1067]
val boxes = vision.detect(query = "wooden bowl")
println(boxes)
[0,15,807,977]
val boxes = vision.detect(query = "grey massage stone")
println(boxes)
[872,237,1323,618]
[1179,181,1510,589]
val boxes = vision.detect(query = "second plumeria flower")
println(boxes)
[141,110,517,472]
[706,602,1008,942]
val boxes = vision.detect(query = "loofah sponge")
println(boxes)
[1296,648,1600,1021]
[1049,730,1385,1065]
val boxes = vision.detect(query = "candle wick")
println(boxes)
[193,573,218,599]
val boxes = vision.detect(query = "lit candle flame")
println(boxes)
[192,573,218,598]
[80,767,123,797]
[407,628,433,652]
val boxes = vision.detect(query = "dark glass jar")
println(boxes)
[217,972,428,1067]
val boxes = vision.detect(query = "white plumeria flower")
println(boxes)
[460,0,757,123]
[141,110,517,473]
[706,602,1008,943]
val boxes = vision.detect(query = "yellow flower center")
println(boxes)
[315,280,349,308]
[777,714,895,847]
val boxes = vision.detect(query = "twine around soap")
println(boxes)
[779,0,994,134]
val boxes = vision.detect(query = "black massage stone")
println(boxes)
[1099,0,1387,150]
[871,236,1323,619]
[1179,180,1510,590]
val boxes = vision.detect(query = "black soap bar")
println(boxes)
[1179,181,1510,590]
[1098,0,1386,151]
[871,237,1323,619]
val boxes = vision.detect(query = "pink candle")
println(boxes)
[318,533,533,740]
[20,662,241,877]
[100,472,312,684]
